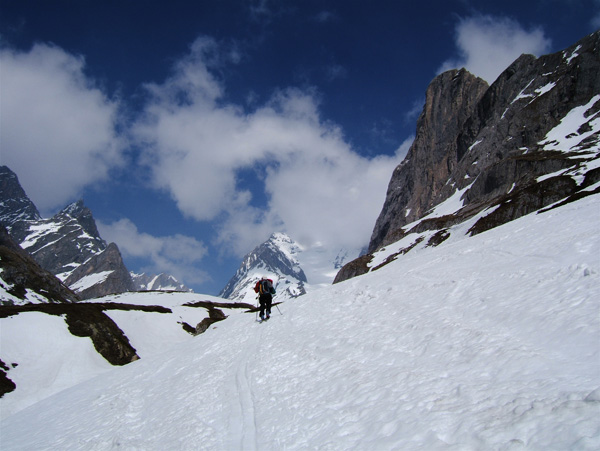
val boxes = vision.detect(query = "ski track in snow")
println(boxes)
[229,321,260,450]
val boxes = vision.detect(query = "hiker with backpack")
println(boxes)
[254,277,276,321]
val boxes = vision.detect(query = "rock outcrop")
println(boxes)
[64,243,136,299]
[0,166,41,232]
[368,69,488,253]
[0,226,80,304]
[336,31,600,283]
[0,167,135,298]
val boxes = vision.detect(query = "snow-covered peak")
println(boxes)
[130,272,192,292]
[219,232,307,302]
[220,231,363,302]
[59,199,86,217]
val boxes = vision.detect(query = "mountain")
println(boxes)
[220,232,361,302]
[1,193,598,448]
[0,225,80,305]
[1,31,598,448]
[0,166,190,298]
[63,241,135,299]
[336,31,600,283]
[219,232,308,302]
[130,272,192,292]
[0,166,41,230]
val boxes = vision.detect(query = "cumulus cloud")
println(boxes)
[439,15,552,83]
[0,43,125,213]
[97,218,210,285]
[134,36,407,256]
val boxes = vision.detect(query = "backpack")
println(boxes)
[260,279,275,295]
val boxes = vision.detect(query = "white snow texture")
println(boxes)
[1,195,599,450]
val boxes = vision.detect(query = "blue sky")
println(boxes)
[1,0,598,294]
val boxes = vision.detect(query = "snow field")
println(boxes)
[0,292,233,419]
[0,312,113,419]
[1,194,599,449]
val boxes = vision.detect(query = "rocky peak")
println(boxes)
[368,69,488,252]
[65,243,135,299]
[56,199,104,243]
[337,31,600,283]
[0,166,41,234]
[0,226,80,304]
[18,203,107,278]
[220,232,307,302]
[0,168,134,298]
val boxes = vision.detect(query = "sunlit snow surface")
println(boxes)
[1,195,599,450]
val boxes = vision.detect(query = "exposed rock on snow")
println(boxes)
[64,243,134,299]
[0,226,79,305]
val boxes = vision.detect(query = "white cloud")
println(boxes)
[97,218,210,285]
[134,37,408,256]
[0,43,125,213]
[439,15,552,83]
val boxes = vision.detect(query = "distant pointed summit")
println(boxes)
[131,272,192,292]
[219,232,307,302]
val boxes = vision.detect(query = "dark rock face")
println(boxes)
[337,31,600,283]
[0,169,136,298]
[65,243,135,299]
[0,359,17,398]
[62,305,139,365]
[0,226,80,304]
[368,69,488,254]
[332,254,373,284]
[0,167,41,228]
[0,302,172,365]
[19,200,108,277]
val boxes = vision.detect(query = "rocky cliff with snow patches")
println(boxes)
[0,166,189,298]
[336,31,600,283]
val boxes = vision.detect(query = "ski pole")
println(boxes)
[275,304,283,315]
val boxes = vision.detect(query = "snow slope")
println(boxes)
[1,195,599,450]
[0,292,235,419]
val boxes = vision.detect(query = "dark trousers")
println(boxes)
[259,293,272,317]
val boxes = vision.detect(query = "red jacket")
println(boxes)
[254,278,274,294]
